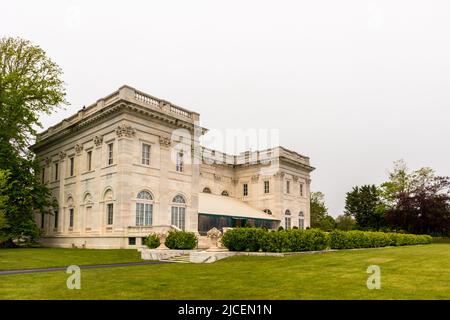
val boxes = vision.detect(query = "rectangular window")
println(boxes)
[176,152,184,172]
[300,183,304,197]
[41,213,45,229]
[142,143,151,165]
[299,219,304,229]
[54,210,59,229]
[264,181,270,194]
[54,162,59,181]
[286,180,290,194]
[128,237,136,246]
[69,157,74,176]
[243,183,248,196]
[42,167,45,182]
[107,143,114,165]
[285,217,291,229]
[171,206,186,231]
[87,151,92,171]
[135,203,152,226]
[69,208,74,228]
[107,203,114,225]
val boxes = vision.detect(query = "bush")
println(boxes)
[164,230,198,249]
[143,233,160,248]
[222,227,328,252]
[329,230,432,249]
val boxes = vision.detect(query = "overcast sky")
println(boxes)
[3,0,450,216]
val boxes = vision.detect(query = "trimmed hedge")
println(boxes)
[329,230,432,249]
[221,227,433,252]
[221,228,328,253]
[144,233,160,249]
[165,230,198,250]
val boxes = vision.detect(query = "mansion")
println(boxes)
[32,86,315,248]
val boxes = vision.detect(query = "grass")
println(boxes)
[1,244,450,299]
[0,248,142,270]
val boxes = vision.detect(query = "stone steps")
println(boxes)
[160,254,191,263]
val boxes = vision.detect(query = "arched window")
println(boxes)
[263,209,272,215]
[136,191,153,226]
[171,194,186,230]
[83,193,93,229]
[104,189,114,226]
[299,211,305,229]
[202,187,211,194]
[221,190,229,196]
[284,209,291,229]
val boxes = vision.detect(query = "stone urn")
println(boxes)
[206,227,223,252]
[156,232,169,250]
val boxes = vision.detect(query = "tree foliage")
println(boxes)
[335,215,356,231]
[345,184,386,230]
[310,191,328,227]
[0,37,65,245]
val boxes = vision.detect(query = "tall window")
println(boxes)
[284,210,291,229]
[286,180,290,194]
[87,150,92,171]
[243,183,248,196]
[171,195,186,230]
[41,213,45,229]
[142,143,151,165]
[42,167,45,182]
[69,208,74,228]
[69,157,75,176]
[54,210,59,229]
[299,211,305,229]
[264,180,270,194]
[107,203,114,225]
[107,143,114,165]
[54,162,59,181]
[136,191,153,226]
[300,183,304,197]
[176,152,184,172]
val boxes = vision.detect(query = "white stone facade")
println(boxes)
[32,85,315,248]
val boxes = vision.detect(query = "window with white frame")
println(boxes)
[69,208,74,228]
[107,203,114,225]
[264,180,270,194]
[171,195,186,230]
[299,211,305,229]
[284,209,291,229]
[136,191,153,226]
[141,143,151,165]
[176,151,184,172]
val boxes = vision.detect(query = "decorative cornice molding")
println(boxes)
[116,124,136,138]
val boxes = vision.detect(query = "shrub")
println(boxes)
[221,227,267,252]
[143,233,160,248]
[165,230,198,249]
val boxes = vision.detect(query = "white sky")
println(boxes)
[3,0,450,216]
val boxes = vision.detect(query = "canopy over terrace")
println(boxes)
[197,193,280,235]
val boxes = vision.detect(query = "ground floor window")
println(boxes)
[128,237,136,245]
[198,214,278,235]
[136,203,152,226]
[107,203,114,225]
[69,208,74,228]
[171,206,186,230]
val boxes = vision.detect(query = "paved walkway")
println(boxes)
[0,261,171,276]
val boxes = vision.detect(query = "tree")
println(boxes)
[335,214,356,231]
[0,170,9,243]
[310,191,328,228]
[319,215,336,231]
[344,185,386,230]
[382,161,450,235]
[0,37,65,246]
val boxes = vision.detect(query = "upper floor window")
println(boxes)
[286,180,290,194]
[300,183,304,197]
[107,203,114,225]
[69,157,75,176]
[264,180,270,194]
[107,143,114,165]
[54,162,59,181]
[243,183,248,196]
[87,150,92,171]
[176,152,184,172]
[202,187,211,194]
[263,209,272,215]
[142,143,151,165]
[299,211,305,229]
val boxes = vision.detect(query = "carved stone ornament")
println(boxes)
[116,124,136,138]
[232,178,239,185]
[273,171,285,178]
[251,174,259,183]
[58,151,67,161]
[74,144,83,155]
[293,175,299,182]
[206,227,223,251]
[159,136,171,148]
[44,157,51,167]
[93,135,103,147]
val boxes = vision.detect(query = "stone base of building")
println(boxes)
[40,236,141,249]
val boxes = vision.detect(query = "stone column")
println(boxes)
[158,136,171,225]
[58,151,67,234]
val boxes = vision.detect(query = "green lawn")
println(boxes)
[1,244,450,299]
[0,248,142,270]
